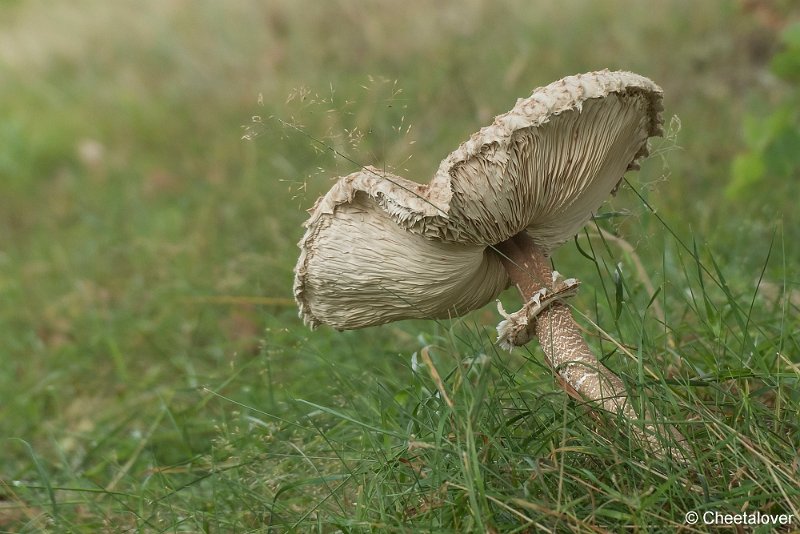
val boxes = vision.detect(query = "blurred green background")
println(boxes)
[1,0,798,530]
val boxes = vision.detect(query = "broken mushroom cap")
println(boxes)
[294,70,664,330]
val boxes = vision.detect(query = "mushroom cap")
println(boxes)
[294,70,664,330]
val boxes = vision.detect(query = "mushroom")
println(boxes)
[294,70,685,457]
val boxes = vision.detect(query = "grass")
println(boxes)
[1,0,799,531]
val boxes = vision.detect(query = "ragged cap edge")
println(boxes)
[293,167,453,329]
[293,70,664,328]
[431,69,663,193]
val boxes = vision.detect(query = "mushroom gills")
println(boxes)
[300,194,509,330]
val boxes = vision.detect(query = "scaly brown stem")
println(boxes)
[494,232,687,460]
[495,234,633,415]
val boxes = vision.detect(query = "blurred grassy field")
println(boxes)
[1,0,799,531]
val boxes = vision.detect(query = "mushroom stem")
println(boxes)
[495,233,631,414]
[494,232,686,459]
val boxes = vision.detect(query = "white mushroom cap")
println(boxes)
[294,70,664,329]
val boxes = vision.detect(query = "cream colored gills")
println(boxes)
[301,195,507,330]
[444,93,652,251]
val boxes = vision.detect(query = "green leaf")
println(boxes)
[741,111,791,151]
[726,152,766,199]
[771,22,800,80]
[779,21,800,49]
[763,123,800,177]
[742,114,770,150]
[771,49,800,81]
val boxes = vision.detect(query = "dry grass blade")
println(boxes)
[419,346,454,409]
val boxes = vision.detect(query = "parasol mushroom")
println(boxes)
[294,70,685,457]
